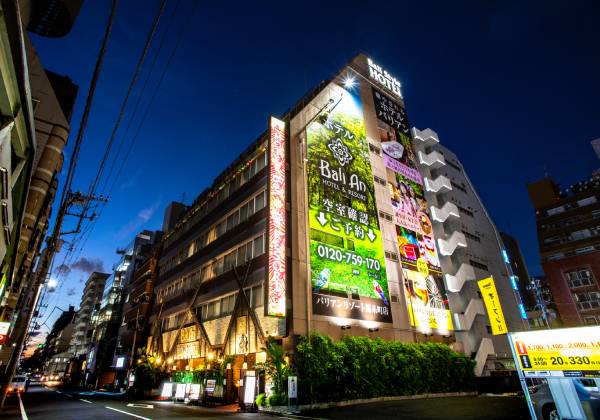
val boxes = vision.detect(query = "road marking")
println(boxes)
[18,393,29,420]
[80,399,93,404]
[105,406,152,420]
[55,390,62,394]
[127,403,154,409]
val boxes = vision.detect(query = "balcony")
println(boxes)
[437,231,467,256]
[424,175,452,194]
[418,150,445,169]
[475,337,494,376]
[453,298,485,331]
[444,263,476,293]
[411,127,439,146]
[430,202,460,223]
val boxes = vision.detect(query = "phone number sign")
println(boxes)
[509,326,600,375]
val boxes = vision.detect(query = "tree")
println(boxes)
[255,337,292,397]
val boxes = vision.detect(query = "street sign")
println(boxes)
[509,326,600,377]
[288,376,298,398]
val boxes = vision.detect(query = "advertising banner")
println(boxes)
[307,84,392,323]
[267,116,287,317]
[478,277,508,335]
[372,87,451,332]
[403,269,453,332]
[509,326,600,377]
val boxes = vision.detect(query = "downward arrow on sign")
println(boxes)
[367,229,376,242]
[317,212,328,226]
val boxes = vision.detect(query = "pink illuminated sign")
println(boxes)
[267,117,286,317]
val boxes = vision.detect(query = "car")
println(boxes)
[528,379,559,420]
[7,375,27,395]
[529,378,600,419]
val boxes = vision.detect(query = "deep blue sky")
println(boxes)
[30,0,600,332]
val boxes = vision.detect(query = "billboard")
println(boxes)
[372,87,452,332]
[478,277,508,335]
[509,326,600,377]
[307,84,392,323]
[267,117,287,317]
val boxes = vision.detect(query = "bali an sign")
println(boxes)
[307,84,392,323]
[509,326,600,377]
[267,116,286,317]
[478,277,507,335]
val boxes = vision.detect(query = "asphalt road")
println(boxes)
[302,396,531,420]
[1,385,278,419]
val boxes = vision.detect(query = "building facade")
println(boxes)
[416,139,527,374]
[86,230,157,389]
[144,54,525,397]
[528,145,600,326]
[0,1,77,376]
[69,272,110,358]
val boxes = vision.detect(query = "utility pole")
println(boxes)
[0,191,106,407]
[0,0,119,403]
[526,277,551,329]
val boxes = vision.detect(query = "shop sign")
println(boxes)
[267,116,287,317]
[288,376,298,398]
[509,326,600,376]
[242,371,256,404]
[478,277,507,335]
[307,84,392,323]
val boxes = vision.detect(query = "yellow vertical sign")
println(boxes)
[478,277,508,335]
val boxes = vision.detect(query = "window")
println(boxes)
[565,268,594,288]
[584,316,598,325]
[385,251,398,261]
[368,143,381,155]
[462,230,481,243]
[374,175,387,186]
[469,259,489,271]
[578,196,598,207]
[571,229,592,240]
[450,181,467,193]
[378,210,393,222]
[253,235,265,256]
[547,206,565,216]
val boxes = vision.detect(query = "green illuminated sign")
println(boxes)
[307,84,392,323]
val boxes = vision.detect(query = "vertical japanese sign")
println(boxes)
[267,116,286,317]
[372,87,452,333]
[478,277,507,335]
[307,84,392,323]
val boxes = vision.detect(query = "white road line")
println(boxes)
[105,406,152,420]
[18,393,29,420]
[80,399,92,404]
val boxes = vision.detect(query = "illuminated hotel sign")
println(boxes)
[266,116,287,317]
[367,58,402,99]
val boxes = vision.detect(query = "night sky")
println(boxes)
[29,0,600,335]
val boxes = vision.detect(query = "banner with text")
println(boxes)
[307,84,392,323]
[478,277,508,335]
[510,326,600,377]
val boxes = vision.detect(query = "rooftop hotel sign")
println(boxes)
[367,58,402,99]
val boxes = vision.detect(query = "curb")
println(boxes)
[258,391,478,415]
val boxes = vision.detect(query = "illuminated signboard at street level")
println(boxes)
[509,326,600,377]
[266,116,287,317]
[367,58,402,99]
[307,84,392,323]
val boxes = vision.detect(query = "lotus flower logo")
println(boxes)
[327,138,353,167]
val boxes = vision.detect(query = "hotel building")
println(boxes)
[147,54,523,389]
